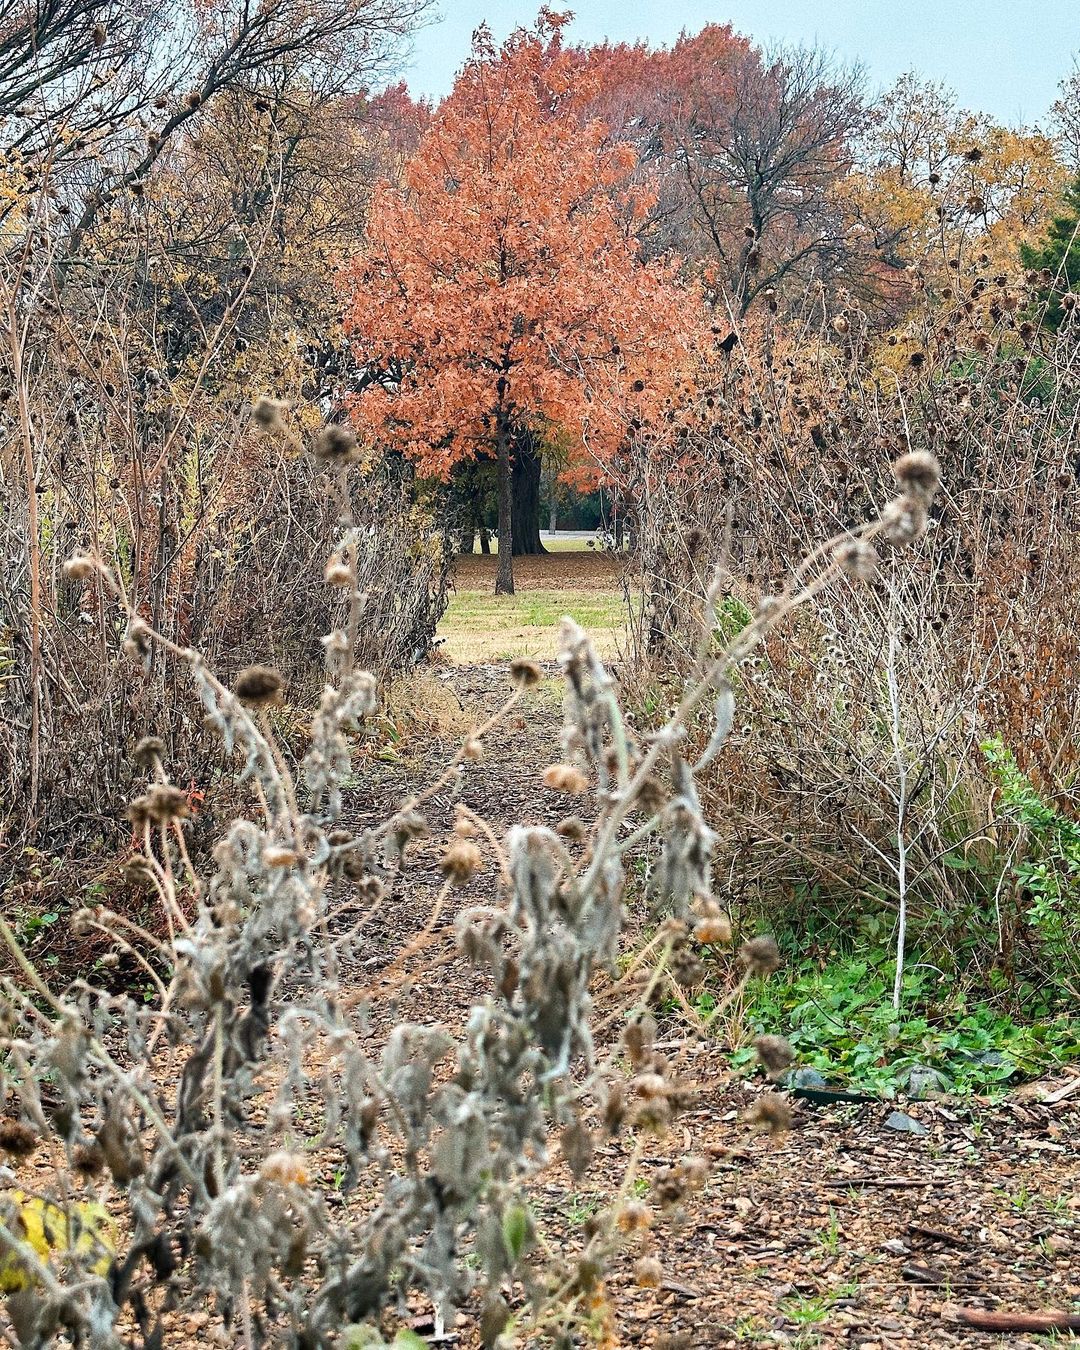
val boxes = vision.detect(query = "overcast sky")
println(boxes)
[396,0,1079,125]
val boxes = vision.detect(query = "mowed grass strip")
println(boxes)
[439,551,628,662]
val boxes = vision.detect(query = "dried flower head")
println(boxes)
[313,423,359,464]
[440,838,482,886]
[122,617,151,662]
[543,763,588,794]
[892,450,941,502]
[556,815,587,841]
[63,554,99,581]
[693,913,733,946]
[740,935,781,977]
[72,1142,105,1177]
[745,1092,791,1138]
[262,845,300,868]
[251,395,286,432]
[0,1119,39,1156]
[633,1256,663,1289]
[635,776,667,815]
[324,558,353,587]
[880,494,929,545]
[832,538,879,583]
[132,735,165,769]
[233,664,283,707]
[617,1200,652,1233]
[462,737,484,761]
[260,1151,309,1187]
[509,657,542,688]
[754,1034,795,1079]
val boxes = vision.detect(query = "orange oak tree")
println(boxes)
[342,11,688,593]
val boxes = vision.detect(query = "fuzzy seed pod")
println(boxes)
[555,815,587,841]
[313,423,359,464]
[543,763,588,794]
[880,494,929,545]
[832,538,879,583]
[63,554,99,581]
[440,838,482,886]
[745,1092,791,1137]
[633,1256,663,1289]
[739,935,781,977]
[892,450,941,502]
[252,395,286,432]
[617,1200,653,1233]
[754,1034,795,1079]
[233,664,283,707]
[0,1119,39,1156]
[509,657,542,688]
[132,735,165,768]
[462,737,484,761]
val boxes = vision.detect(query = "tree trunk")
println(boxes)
[511,430,547,556]
[495,419,514,594]
[479,527,491,555]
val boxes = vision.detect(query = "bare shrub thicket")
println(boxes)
[0,0,447,857]
[0,435,934,1346]
[621,267,1080,990]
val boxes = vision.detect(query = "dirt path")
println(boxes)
[344,661,1080,1350]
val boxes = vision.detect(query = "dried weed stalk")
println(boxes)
[0,443,935,1347]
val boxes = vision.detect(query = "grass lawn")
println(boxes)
[438,550,628,662]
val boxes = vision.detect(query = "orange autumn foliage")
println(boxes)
[341,11,693,492]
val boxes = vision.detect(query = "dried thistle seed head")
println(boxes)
[745,1091,791,1137]
[509,657,542,688]
[251,394,286,431]
[262,844,300,868]
[440,838,482,886]
[324,557,352,587]
[453,807,478,837]
[832,538,879,583]
[671,947,705,986]
[893,450,941,502]
[880,494,929,545]
[144,783,189,825]
[635,776,667,815]
[633,1256,663,1289]
[740,935,781,977]
[233,664,283,706]
[617,1200,653,1233]
[622,1013,656,1068]
[602,1079,626,1134]
[462,737,484,761]
[754,1034,795,1079]
[132,735,165,768]
[831,314,850,335]
[260,1151,309,1187]
[72,1142,104,1177]
[693,912,733,945]
[313,422,359,464]
[555,815,587,841]
[122,617,151,661]
[63,554,99,581]
[0,1119,38,1156]
[543,763,588,793]
[633,1071,668,1100]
